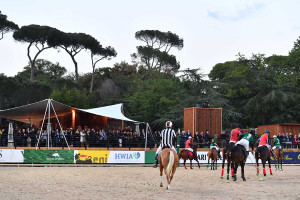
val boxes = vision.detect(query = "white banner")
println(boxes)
[108,151,145,163]
[0,149,24,163]
[179,151,256,164]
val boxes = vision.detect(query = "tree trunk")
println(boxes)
[90,65,95,94]
[71,55,79,83]
[30,61,35,82]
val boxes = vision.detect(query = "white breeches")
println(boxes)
[258,144,271,149]
[185,148,193,152]
[210,146,219,151]
[236,139,249,151]
[272,146,282,150]
[156,144,176,155]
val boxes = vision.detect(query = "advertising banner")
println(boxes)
[0,149,24,163]
[74,150,110,164]
[145,151,156,164]
[24,150,74,163]
[270,152,300,164]
[108,151,145,163]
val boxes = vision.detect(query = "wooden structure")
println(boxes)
[257,123,300,137]
[184,107,222,137]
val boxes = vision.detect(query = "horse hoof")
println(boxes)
[243,178,246,181]
[160,183,163,187]
[264,174,266,176]
[270,173,273,175]
[221,176,223,179]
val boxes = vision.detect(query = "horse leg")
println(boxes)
[190,159,193,169]
[233,163,238,181]
[263,160,266,176]
[215,158,217,170]
[269,157,273,175]
[241,162,246,181]
[280,156,283,171]
[231,162,234,178]
[207,157,210,169]
[227,160,230,180]
[195,158,200,169]
[159,164,163,187]
[183,159,187,170]
[256,157,259,176]
[221,152,225,178]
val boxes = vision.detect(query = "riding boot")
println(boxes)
[153,154,159,168]
[218,149,221,159]
[193,151,197,159]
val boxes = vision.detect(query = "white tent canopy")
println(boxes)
[0,99,137,124]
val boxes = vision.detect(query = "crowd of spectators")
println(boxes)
[0,125,299,149]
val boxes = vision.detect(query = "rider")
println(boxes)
[229,124,241,144]
[272,135,282,150]
[210,134,221,159]
[153,121,177,168]
[236,131,254,162]
[185,136,197,158]
[258,130,276,158]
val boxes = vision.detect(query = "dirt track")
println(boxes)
[0,165,299,200]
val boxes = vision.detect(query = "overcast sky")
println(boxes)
[1,0,299,77]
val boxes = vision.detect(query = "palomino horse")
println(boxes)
[207,148,218,170]
[227,144,246,181]
[159,148,179,190]
[255,146,273,176]
[178,143,200,169]
[221,142,235,178]
[273,147,283,171]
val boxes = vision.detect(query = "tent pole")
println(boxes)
[36,100,49,150]
[145,123,149,151]
[50,100,70,150]
[47,99,51,150]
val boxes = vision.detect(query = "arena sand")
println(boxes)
[0,165,299,200]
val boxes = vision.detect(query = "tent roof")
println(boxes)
[0,99,137,123]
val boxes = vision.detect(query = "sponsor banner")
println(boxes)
[108,151,145,163]
[24,150,74,163]
[145,151,156,164]
[270,152,300,164]
[74,150,110,164]
[0,149,24,163]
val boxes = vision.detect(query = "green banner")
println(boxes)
[24,150,74,163]
[145,151,156,164]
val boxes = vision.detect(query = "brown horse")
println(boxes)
[221,142,235,178]
[178,143,200,169]
[159,148,179,190]
[273,147,283,171]
[207,148,218,170]
[255,146,273,177]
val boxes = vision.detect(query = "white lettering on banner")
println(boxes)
[179,151,256,164]
[0,149,24,163]
[108,151,145,163]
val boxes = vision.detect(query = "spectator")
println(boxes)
[204,130,210,146]
[21,128,27,147]
[293,134,298,148]
[298,133,300,148]
[199,132,204,148]
[187,130,192,138]
[194,132,199,145]
[80,130,86,148]
[180,130,186,148]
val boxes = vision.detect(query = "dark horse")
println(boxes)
[255,146,273,176]
[178,143,200,169]
[221,142,235,178]
[226,144,246,181]
[273,147,283,171]
[207,148,218,170]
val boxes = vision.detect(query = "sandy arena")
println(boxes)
[0,165,299,200]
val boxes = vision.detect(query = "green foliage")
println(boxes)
[0,11,19,40]
[50,86,90,108]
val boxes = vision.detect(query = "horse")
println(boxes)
[178,143,200,169]
[273,147,283,171]
[159,148,179,190]
[207,147,218,170]
[255,146,273,176]
[221,142,235,178]
[226,144,246,181]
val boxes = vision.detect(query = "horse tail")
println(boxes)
[178,151,181,159]
[166,151,174,176]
